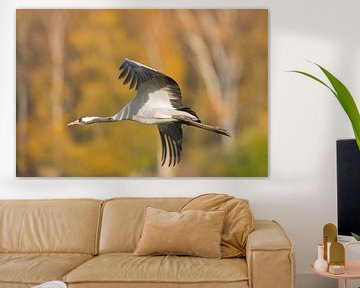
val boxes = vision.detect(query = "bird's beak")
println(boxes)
[67,120,80,126]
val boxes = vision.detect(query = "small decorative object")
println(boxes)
[290,63,360,151]
[32,281,67,288]
[314,244,328,272]
[323,223,337,261]
[328,264,345,275]
[327,241,332,264]
[329,242,345,275]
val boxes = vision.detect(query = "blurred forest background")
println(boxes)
[16,9,268,177]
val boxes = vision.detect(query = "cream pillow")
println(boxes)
[181,193,255,258]
[134,207,225,258]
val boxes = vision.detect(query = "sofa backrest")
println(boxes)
[0,199,102,254]
[99,197,189,253]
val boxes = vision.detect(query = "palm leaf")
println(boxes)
[289,70,337,98]
[289,64,360,150]
[351,232,360,241]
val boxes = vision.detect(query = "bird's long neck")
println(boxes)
[112,103,134,121]
[84,116,116,124]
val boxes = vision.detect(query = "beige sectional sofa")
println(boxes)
[0,198,295,288]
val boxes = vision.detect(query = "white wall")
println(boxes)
[1,1,359,287]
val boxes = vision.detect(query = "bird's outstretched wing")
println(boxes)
[118,58,183,108]
[118,58,164,90]
[157,123,183,167]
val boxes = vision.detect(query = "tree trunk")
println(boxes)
[48,10,68,127]
[16,13,31,175]
[176,10,242,146]
[42,10,68,176]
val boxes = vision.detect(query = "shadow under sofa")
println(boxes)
[0,198,295,288]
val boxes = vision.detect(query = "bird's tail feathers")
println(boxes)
[173,115,230,137]
[177,107,201,122]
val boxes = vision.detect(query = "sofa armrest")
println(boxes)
[246,220,295,288]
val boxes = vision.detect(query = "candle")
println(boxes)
[328,264,345,275]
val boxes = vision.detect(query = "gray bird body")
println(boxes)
[68,58,230,166]
[113,78,196,125]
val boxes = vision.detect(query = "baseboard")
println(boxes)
[296,273,337,288]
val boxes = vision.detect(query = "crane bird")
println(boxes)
[68,58,230,167]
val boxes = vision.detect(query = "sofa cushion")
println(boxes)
[99,198,190,253]
[134,207,225,258]
[63,253,248,285]
[0,199,102,254]
[181,194,254,258]
[0,253,93,285]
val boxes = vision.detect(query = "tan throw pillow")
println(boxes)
[181,194,254,258]
[134,207,225,258]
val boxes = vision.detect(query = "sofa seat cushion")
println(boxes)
[64,253,248,285]
[0,253,93,285]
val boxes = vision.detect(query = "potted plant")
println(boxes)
[291,64,360,240]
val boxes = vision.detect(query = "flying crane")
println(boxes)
[68,58,230,166]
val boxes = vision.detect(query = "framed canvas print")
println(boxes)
[16,9,268,177]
